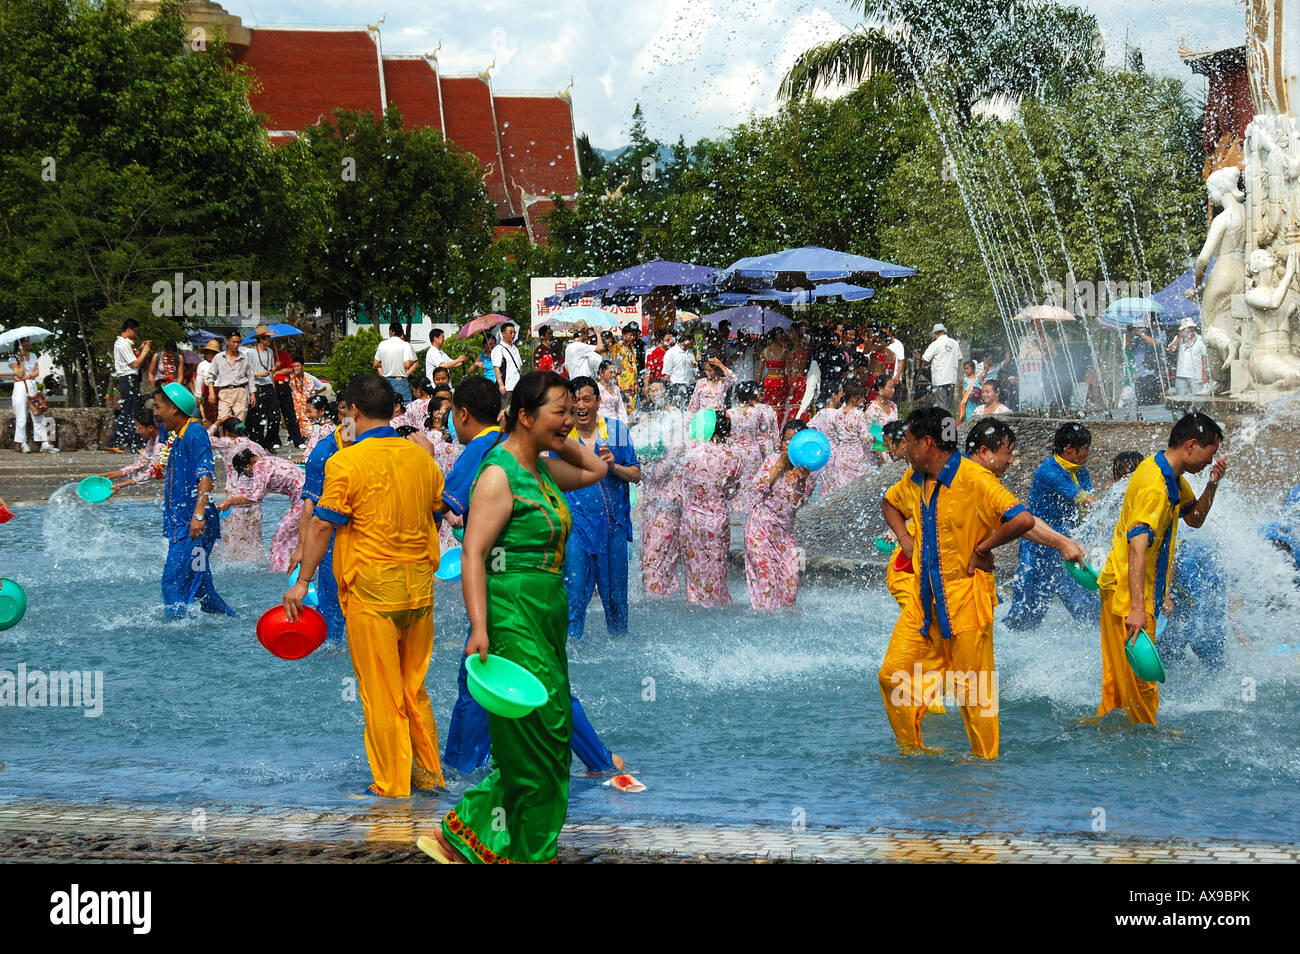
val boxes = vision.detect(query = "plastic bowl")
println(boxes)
[1155,613,1168,639]
[1125,630,1166,683]
[788,429,832,472]
[0,505,13,524]
[453,526,465,542]
[873,536,894,554]
[892,549,914,574]
[77,476,115,504]
[161,381,197,417]
[436,546,462,583]
[287,565,318,609]
[689,408,716,443]
[256,605,327,660]
[1063,559,1099,591]
[465,653,549,718]
[0,578,28,631]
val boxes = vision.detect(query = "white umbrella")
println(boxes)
[0,326,52,352]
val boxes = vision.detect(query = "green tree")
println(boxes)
[287,107,498,336]
[322,327,380,391]
[779,0,1102,125]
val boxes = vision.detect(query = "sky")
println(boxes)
[229,0,1246,148]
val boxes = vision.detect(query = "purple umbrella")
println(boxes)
[544,258,719,306]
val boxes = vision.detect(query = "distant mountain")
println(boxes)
[592,145,676,165]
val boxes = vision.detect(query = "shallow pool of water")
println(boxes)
[1,487,1296,842]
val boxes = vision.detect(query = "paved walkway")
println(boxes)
[1,802,1294,863]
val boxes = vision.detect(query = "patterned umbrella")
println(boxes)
[457,313,511,339]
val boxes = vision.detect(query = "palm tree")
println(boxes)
[780,0,1103,125]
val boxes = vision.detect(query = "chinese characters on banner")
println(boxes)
[528,277,643,337]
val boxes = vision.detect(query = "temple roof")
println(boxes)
[496,94,580,213]
[382,56,443,134]
[1179,43,1247,76]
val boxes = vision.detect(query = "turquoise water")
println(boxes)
[1,485,1297,842]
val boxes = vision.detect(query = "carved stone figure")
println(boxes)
[1189,166,1247,382]
[1244,246,1300,388]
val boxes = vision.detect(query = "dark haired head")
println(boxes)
[134,406,158,429]
[735,380,760,404]
[882,420,907,444]
[904,406,958,451]
[966,418,1015,457]
[568,375,598,398]
[451,374,501,425]
[982,378,1001,396]
[506,370,570,433]
[408,374,432,396]
[308,394,332,413]
[538,324,552,338]
[1053,422,1092,454]
[1168,412,1224,449]
[344,373,398,421]
[844,382,867,404]
[121,318,140,332]
[232,448,256,474]
[388,322,405,338]
[623,322,639,336]
[1112,451,1143,482]
[218,416,244,436]
[711,411,732,443]
[782,418,808,440]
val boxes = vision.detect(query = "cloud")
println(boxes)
[232,0,1244,147]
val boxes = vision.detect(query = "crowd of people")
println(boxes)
[94,308,1261,864]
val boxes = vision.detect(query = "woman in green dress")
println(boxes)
[420,370,607,864]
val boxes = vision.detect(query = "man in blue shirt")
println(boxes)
[1004,422,1100,630]
[562,376,642,639]
[156,383,234,619]
[291,396,353,643]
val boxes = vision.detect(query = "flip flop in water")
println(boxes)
[603,773,647,793]
[416,834,455,864]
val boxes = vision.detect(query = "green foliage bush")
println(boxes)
[322,328,380,390]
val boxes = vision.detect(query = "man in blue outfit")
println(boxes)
[561,376,642,640]
[156,383,234,619]
[440,375,624,775]
[290,396,353,643]
[1004,422,1099,630]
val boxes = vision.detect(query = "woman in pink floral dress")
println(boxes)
[819,383,872,496]
[678,413,741,607]
[725,381,778,515]
[219,449,305,573]
[596,360,628,425]
[208,418,267,562]
[744,419,817,610]
[686,354,736,415]
[864,376,899,468]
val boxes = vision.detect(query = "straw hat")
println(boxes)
[254,323,272,338]
[202,339,220,354]
[569,320,589,334]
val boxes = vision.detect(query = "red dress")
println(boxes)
[761,358,788,413]
[785,347,809,422]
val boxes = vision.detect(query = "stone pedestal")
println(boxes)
[0,408,116,451]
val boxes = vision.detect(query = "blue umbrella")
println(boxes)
[715,246,916,291]
[544,259,719,307]
[711,288,802,307]
[544,305,625,330]
[240,322,304,345]
[701,306,790,334]
[1151,262,1205,323]
[1096,298,1167,331]
[187,328,222,345]
[803,282,875,303]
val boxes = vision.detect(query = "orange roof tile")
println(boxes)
[382,57,443,133]
[238,28,383,133]
[495,95,580,208]
[439,76,513,217]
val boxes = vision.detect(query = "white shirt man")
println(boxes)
[491,324,523,396]
[1170,321,1209,396]
[113,334,139,377]
[886,334,905,383]
[921,323,961,412]
[424,330,466,381]
[564,325,603,380]
[662,341,697,386]
[375,333,416,378]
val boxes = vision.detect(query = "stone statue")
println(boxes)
[1248,115,1300,242]
[1244,246,1300,389]
[1189,166,1247,377]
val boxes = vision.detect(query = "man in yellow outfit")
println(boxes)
[284,373,446,797]
[880,407,1034,759]
[1096,412,1225,725]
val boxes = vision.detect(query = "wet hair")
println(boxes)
[1112,451,1143,482]
[395,424,418,438]
[569,375,598,398]
[308,394,331,413]
[982,379,1001,396]
[904,406,958,452]
[1168,412,1224,449]
[1053,422,1092,454]
[407,374,432,395]
[134,406,158,428]
[388,322,405,338]
[882,420,907,444]
[711,411,732,443]
[218,416,244,436]
[844,382,867,404]
[598,359,617,375]
[964,359,976,373]
[623,323,639,335]
[450,374,500,425]
[537,324,552,338]
[121,318,140,332]
[506,370,569,434]
[966,418,1016,457]
[735,381,760,404]
[344,373,397,421]
[231,448,256,474]
[431,366,451,380]
[782,418,808,441]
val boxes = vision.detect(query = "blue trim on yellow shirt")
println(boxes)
[315,505,349,526]
[1002,503,1027,522]
[1128,523,1155,543]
